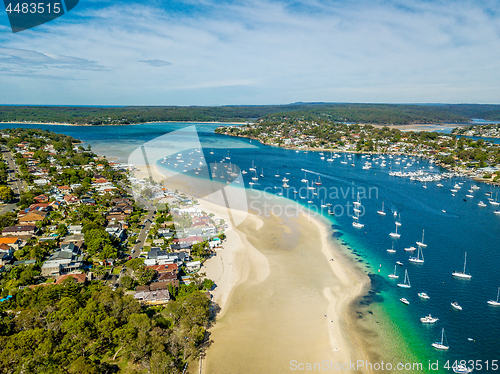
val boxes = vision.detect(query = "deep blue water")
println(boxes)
[1,122,499,371]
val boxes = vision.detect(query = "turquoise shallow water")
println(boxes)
[2,122,499,372]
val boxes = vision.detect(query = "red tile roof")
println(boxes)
[56,274,86,284]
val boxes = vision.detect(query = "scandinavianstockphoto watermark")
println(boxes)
[289,359,429,372]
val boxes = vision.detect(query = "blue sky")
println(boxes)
[1,0,500,105]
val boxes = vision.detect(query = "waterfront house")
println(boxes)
[185,261,201,272]
[134,289,170,305]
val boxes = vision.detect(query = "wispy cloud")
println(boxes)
[0,0,499,104]
[139,59,172,67]
[0,46,106,82]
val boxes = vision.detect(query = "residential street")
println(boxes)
[119,182,155,258]
[0,146,23,214]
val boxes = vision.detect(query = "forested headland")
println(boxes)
[2,103,500,126]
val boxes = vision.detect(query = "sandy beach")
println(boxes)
[130,163,379,374]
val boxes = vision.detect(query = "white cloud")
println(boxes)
[0,0,499,104]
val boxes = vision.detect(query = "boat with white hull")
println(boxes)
[452,252,472,279]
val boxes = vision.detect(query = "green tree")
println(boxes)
[0,186,14,202]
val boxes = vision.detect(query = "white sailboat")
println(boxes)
[409,246,424,264]
[487,287,500,306]
[377,202,386,216]
[416,229,427,247]
[431,328,449,350]
[397,269,411,288]
[260,168,264,178]
[491,192,500,206]
[301,171,308,183]
[395,213,401,226]
[452,252,472,279]
[388,264,399,279]
[387,242,396,253]
[389,223,401,238]
[249,160,256,172]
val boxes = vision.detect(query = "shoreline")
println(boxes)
[0,120,248,127]
[130,162,378,373]
[219,132,500,187]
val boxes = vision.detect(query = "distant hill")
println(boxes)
[1,103,500,125]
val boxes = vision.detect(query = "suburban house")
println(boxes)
[145,248,190,266]
[63,195,80,205]
[55,273,87,285]
[57,185,72,195]
[41,243,84,277]
[68,225,83,235]
[185,261,201,272]
[18,210,48,225]
[134,289,170,305]
[174,236,203,245]
[80,197,96,206]
[0,237,24,251]
[105,223,126,240]
[33,194,49,203]
[0,247,13,265]
[2,225,37,237]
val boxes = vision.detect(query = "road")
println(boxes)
[0,146,23,214]
[119,182,156,258]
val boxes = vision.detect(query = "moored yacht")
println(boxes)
[432,328,449,350]
[389,223,401,238]
[420,314,438,323]
[451,301,462,310]
[416,229,427,247]
[487,287,500,306]
[377,201,386,216]
[387,242,396,253]
[397,269,411,288]
[388,264,399,278]
[452,252,472,279]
